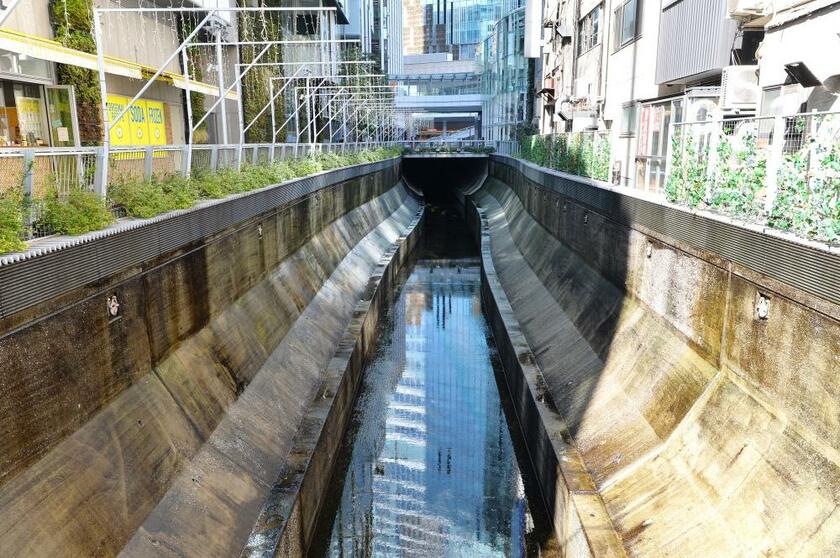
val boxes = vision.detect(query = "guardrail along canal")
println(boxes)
[310,203,558,557]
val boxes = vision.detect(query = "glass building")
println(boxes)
[478,5,528,141]
[403,0,522,60]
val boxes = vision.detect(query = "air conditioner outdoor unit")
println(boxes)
[572,111,598,131]
[727,0,769,19]
[720,65,759,114]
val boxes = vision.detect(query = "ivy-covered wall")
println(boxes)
[49,0,101,144]
[238,5,285,143]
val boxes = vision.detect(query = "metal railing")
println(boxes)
[0,141,397,240]
[668,111,839,244]
[517,131,611,181]
[0,142,390,197]
[401,140,497,152]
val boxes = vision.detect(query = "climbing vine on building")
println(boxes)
[238,4,285,143]
[519,132,610,181]
[49,0,101,144]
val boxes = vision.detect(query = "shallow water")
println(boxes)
[310,206,556,558]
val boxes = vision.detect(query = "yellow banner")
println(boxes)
[106,94,131,146]
[128,99,148,145]
[106,94,167,147]
[146,100,166,146]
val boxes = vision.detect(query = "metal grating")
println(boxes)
[0,158,399,322]
[491,155,840,308]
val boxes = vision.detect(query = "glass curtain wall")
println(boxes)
[478,5,527,141]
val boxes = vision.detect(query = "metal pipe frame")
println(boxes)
[95,6,336,13]
[289,83,394,143]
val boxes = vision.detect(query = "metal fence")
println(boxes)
[0,142,382,197]
[0,141,391,240]
[401,140,497,152]
[518,131,611,181]
[669,111,840,243]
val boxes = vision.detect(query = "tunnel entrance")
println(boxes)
[402,157,488,204]
[308,193,558,557]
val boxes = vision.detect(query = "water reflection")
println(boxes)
[316,260,545,557]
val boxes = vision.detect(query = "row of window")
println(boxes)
[577,0,641,56]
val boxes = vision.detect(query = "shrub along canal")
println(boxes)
[309,203,559,557]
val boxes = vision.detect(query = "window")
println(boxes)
[577,6,601,56]
[635,100,674,192]
[613,0,640,50]
[619,101,638,136]
[295,14,318,36]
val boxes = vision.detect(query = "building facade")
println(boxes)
[341,0,403,75]
[534,0,840,190]
[479,5,528,141]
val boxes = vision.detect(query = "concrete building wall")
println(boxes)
[2,0,53,39]
[754,2,840,114]
[96,0,182,74]
[601,0,664,187]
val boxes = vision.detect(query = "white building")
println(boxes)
[535,0,840,190]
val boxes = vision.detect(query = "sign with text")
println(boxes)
[106,95,167,147]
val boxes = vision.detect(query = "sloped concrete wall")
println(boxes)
[471,162,839,557]
[0,163,422,557]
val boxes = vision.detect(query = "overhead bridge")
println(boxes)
[0,152,837,557]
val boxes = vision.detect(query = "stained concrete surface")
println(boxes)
[1,154,837,558]
[0,166,420,557]
[468,164,840,557]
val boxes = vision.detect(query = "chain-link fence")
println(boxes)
[0,141,401,247]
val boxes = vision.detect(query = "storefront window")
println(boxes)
[0,79,80,147]
[12,83,50,147]
[0,81,50,147]
[46,87,78,147]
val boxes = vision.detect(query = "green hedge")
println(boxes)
[40,188,114,235]
[0,147,401,255]
[519,133,610,181]
[110,147,400,218]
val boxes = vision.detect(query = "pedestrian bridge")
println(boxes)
[395,93,486,113]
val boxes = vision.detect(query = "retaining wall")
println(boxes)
[470,155,839,557]
[0,159,423,557]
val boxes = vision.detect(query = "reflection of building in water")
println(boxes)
[327,263,528,557]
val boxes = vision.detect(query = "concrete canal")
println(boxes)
[0,154,837,557]
[309,205,558,557]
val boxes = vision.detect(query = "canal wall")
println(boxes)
[469,155,839,557]
[0,159,422,557]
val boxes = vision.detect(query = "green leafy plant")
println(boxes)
[109,174,197,218]
[665,133,708,207]
[519,132,610,181]
[768,143,840,243]
[0,190,26,253]
[50,0,101,144]
[40,187,114,235]
[707,132,766,217]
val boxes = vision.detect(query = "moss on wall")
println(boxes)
[49,0,102,144]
